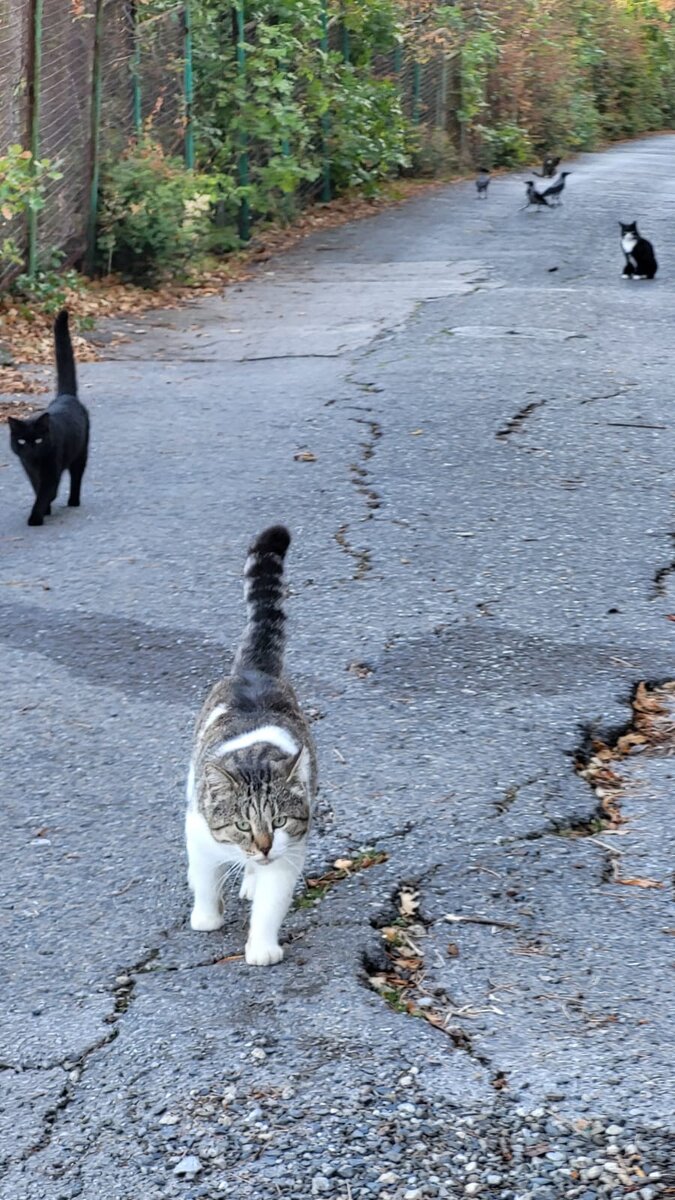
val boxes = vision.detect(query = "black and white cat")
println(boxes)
[620,222,657,280]
[8,310,90,526]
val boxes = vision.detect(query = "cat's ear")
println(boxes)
[205,761,237,791]
[285,746,307,782]
[34,412,50,431]
[7,417,21,433]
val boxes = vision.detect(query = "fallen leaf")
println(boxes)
[333,858,353,871]
[410,429,424,436]
[617,877,664,889]
[633,681,666,714]
[293,450,317,462]
[447,942,460,958]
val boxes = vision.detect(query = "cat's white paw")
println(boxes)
[245,939,284,966]
[239,874,256,902]
[190,907,224,932]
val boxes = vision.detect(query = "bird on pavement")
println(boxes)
[523,180,550,210]
[475,167,491,199]
[538,171,570,206]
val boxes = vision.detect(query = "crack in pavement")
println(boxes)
[14,940,179,1166]
[496,398,546,439]
[651,533,675,598]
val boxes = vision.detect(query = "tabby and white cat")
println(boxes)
[185,526,316,966]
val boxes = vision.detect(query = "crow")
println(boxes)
[539,171,570,206]
[475,167,491,199]
[523,180,550,211]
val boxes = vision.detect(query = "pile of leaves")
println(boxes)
[576,681,675,828]
[369,885,456,1034]
[297,847,388,908]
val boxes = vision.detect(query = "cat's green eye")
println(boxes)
[236,820,251,833]
[273,816,288,829]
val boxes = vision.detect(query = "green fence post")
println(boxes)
[412,60,422,125]
[235,1,250,241]
[27,0,43,277]
[85,0,104,275]
[320,0,330,202]
[130,0,142,137]
[183,0,195,168]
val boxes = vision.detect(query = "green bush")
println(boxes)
[96,141,228,285]
[409,129,459,178]
[11,258,84,315]
[478,122,532,168]
[325,71,410,195]
[0,145,61,271]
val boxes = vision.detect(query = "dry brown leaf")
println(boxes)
[617,877,664,889]
[634,681,666,715]
[293,450,317,462]
[333,858,353,871]
[447,942,460,958]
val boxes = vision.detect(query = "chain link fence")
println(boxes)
[0,1,460,289]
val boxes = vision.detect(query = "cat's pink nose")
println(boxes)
[255,833,272,855]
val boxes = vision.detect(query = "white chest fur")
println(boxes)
[621,233,638,254]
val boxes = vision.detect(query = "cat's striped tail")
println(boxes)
[54,309,77,397]
[233,525,291,678]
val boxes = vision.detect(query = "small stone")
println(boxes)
[378,1174,398,1186]
[173,1156,202,1178]
[465,1186,481,1198]
[404,1191,423,1200]
[605,1126,623,1138]
[602,1163,620,1175]
[605,1145,620,1156]
[159,1113,180,1126]
[312,1176,330,1195]
[586,1167,602,1180]
[486,1175,502,1186]
[250,1048,266,1062]
[640,1190,655,1200]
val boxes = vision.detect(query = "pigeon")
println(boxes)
[475,167,491,199]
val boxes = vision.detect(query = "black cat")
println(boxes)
[620,221,658,280]
[533,154,560,179]
[8,310,90,526]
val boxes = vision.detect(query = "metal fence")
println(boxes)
[0,0,457,288]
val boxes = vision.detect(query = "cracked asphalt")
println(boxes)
[1,135,674,1199]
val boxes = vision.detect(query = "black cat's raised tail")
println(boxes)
[55,310,77,397]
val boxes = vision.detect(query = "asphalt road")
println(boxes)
[1,136,674,1199]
